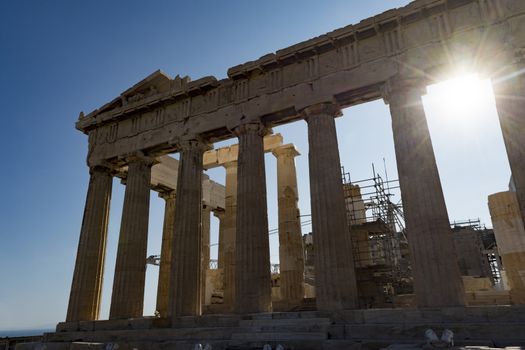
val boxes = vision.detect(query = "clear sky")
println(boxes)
[0,0,512,332]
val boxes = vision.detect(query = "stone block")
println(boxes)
[93,319,130,331]
[197,315,240,328]
[151,317,170,328]
[42,343,71,350]
[362,309,406,324]
[300,311,323,319]
[56,322,79,332]
[248,313,272,320]
[129,317,154,330]
[15,342,41,350]
[239,317,331,329]
[172,316,198,328]
[421,307,465,323]
[484,305,525,323]
[70,343,105,350]
[335,310,365,324]
[322,340,362,350]
[17,343,71,350]
[272,312,300,319]
[78,322,95,332]
[402,309,424,323]
[326,325,345,339]
[231,331,327,341]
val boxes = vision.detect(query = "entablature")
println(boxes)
[78,0,525,167]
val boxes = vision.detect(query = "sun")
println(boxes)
[424,74,496,127]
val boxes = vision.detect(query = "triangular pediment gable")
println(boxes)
[84,70,181,119]
[120,69,172,103]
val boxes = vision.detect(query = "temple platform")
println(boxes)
[17,306,525,350]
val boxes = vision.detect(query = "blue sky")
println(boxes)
[0,0,512,331]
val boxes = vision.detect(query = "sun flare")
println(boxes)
[424,74,496,126]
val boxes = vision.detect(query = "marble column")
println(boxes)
[155,190,176,318]
[383,78,465,307]
[222,161,237,312]
[272,144,305,306]
[492,62,525,228]
[169,139,209,318]
[201,204,211,307]
[214,210,226,269]
[66,166,113,322]
[234,122,272,314]
[110,155,154,319]
[302,103,358,311]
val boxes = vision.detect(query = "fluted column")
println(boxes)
[66,166,113,321]
[155,190,176,317]
[272,144,305,306]
[383,78,465,307]
[110,155,154,319]
[169,139,209,319]
[234,122,272,314]
[214,210,226,269]
[222,161,237,312]
[201,204,211,307]
[492,60,525,228]
[302,103,358,311]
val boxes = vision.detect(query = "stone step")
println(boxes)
[344,322,525,343]
[321,340,362,350]
[337,306,525,324]
[57,315,241,332]
[231,332,327,342]
[227,340,326,350]
[246,311,324,320]
[239,317,332,328]
[355,338,497,349]
[46,327,237,343]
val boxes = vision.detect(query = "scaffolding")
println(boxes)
[341,165,413,306]
[450,219,502,284]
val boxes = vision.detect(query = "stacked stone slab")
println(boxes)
[488,191,525,304]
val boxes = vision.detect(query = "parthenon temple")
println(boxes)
[27,0,525,348]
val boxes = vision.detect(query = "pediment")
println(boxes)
[120,69,173,104]
[82,70,193,120]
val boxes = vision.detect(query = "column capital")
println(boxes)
[300,102,342,121]
[158,190,176,201]
[233,121,270,137]
[381,76,427,105]
[213,209,225,220]
[89,164,116,176]
[223,160,238,169]
[272,144,300,158]
[122,151,157,167]
[178,137,213,153]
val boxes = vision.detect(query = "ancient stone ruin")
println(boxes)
[22,0,525,349]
